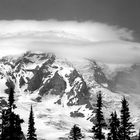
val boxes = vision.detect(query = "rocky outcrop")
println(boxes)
[27,55,55,92]
[66,69,90,107]
[39,71,66,96]
[28,68,44,91]
[92,61,108,86]
[19,76,26,88]
[70,111,85,118]
[68,69,79,86]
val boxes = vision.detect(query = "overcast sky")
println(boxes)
[0,0,140,64]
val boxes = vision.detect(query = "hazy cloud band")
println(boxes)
[0,20,139,64]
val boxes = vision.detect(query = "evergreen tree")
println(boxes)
[1,109,24,140]
[1,86,24,140]
[92,91,106,140]
[1,110,6,140]
[27,105,37,140]
[108,111,120,140]
[138,129,140,140]
[119,97,135,140]
[69,124,83,140]
[8,87,15,108]
[107,133,111,140]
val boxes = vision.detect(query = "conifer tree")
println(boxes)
[92,91,106,140]
[119,97,134,140]
[1,86,24,140]
[138,129,140,140]
[108,111,120,140]
[8,87,15,108]
[107,133,111,140]
[27,105,37,140]
[1,110,6,140]
[69,124,83,140]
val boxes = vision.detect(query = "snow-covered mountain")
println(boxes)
[0,52,140,139]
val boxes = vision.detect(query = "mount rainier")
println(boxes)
[0,51,140,140]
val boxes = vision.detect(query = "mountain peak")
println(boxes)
[0,52,140,139]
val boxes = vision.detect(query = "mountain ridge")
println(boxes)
[0,51,139,139]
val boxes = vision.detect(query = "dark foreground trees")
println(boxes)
[92,91,106,140]
[0,86,37,140]
[27,105,37,140]
[138,129,140,140]
[91,93,135,140]
[107,111,120,140]
[1,86,24,140]
[69,124,83,140]
[119,97,135,140]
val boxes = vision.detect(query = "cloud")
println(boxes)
[0,20,139,64]
[0,20,134,41]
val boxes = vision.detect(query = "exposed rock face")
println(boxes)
[28,68,45,92]
[67,78,90,107]
[19,76,26,88]
[27,54,55,92]
[68,69,79,86]
[39,71,66,96]
[70,111,85,118]
[64,69,90,106]
[92,61,108,86]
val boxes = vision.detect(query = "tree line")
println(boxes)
[0,87,139,140]
[0,87,37,140]
[69,92,138,140]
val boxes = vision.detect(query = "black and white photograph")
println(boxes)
[0,0,140,139]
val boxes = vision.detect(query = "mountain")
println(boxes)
[0,52,139,140]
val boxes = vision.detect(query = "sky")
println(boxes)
[0,0,140,64]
